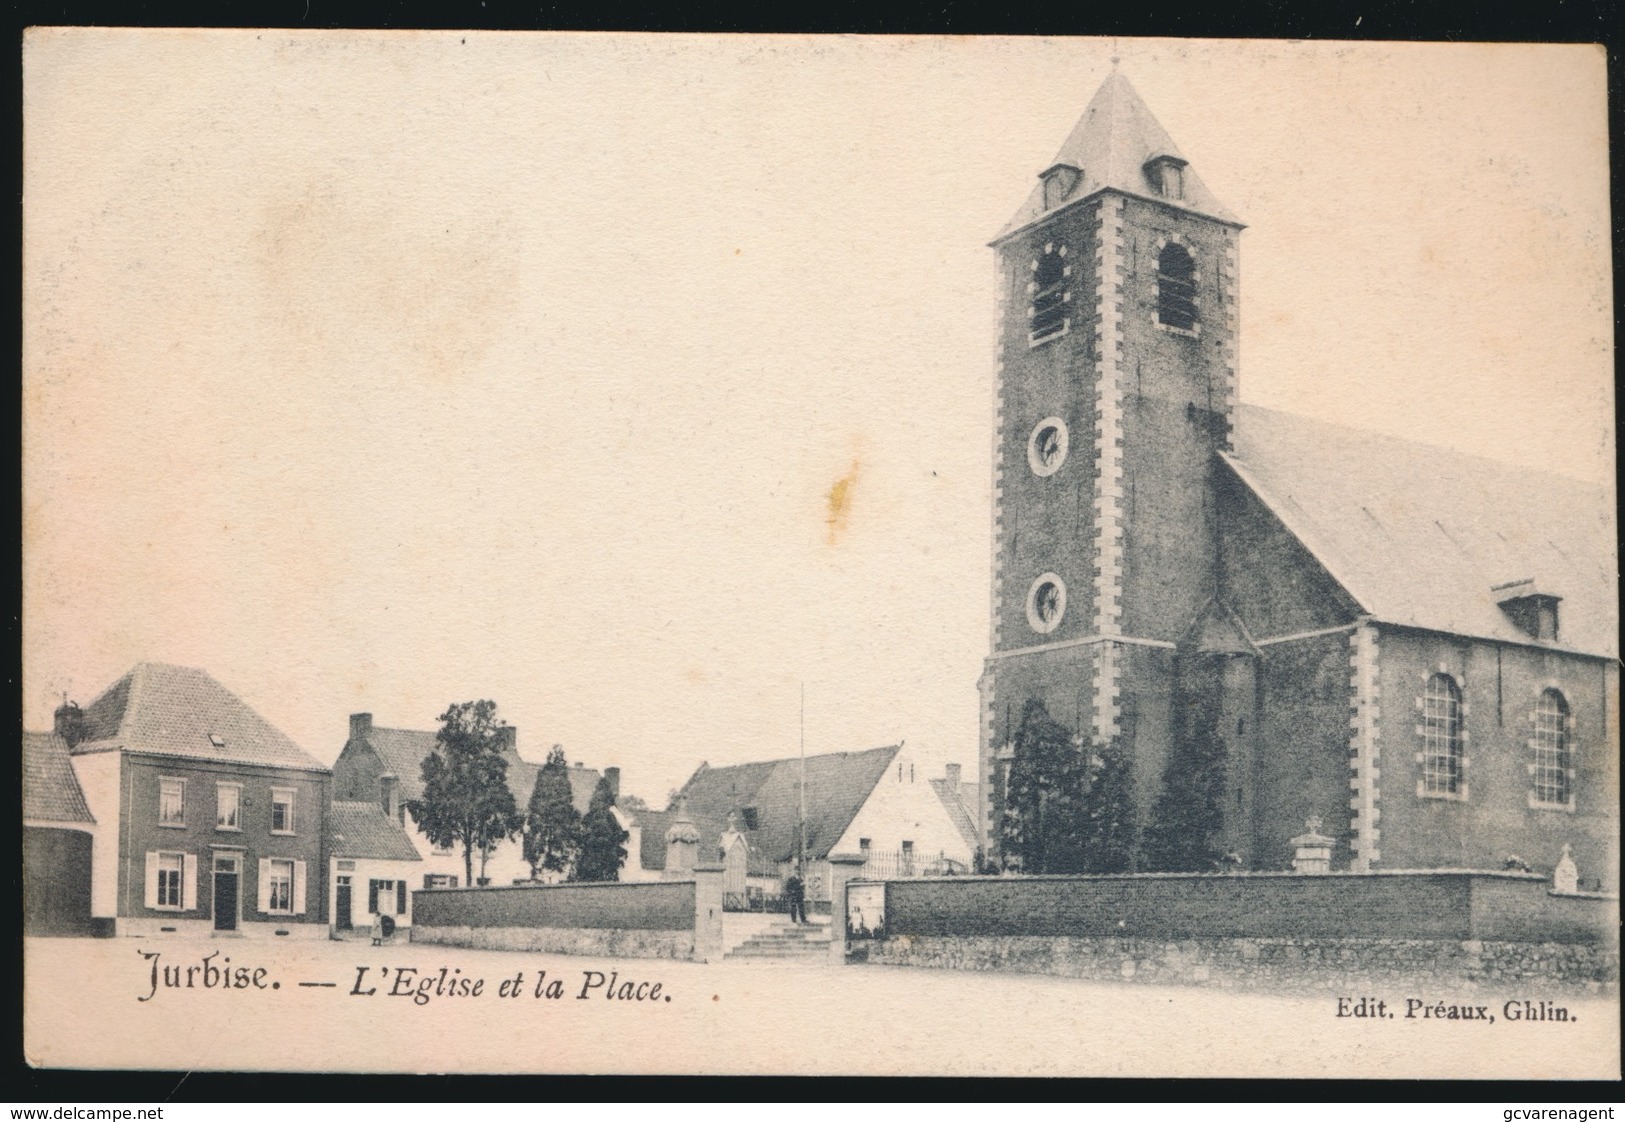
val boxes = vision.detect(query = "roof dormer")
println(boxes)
[1493,578,1562,642]
[1039,163,1082,210]
[1143,153,1188,201]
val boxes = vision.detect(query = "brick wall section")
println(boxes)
[874,872,1616,943]
[412,880,694,932]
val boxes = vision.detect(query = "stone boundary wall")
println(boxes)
[413,879,694,931]
[872,871,1615,944]
[858,934,1618,993]
[412,923,692,960]
[410,874,725,961]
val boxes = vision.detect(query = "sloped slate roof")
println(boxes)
[995,70,1240,242]
[328,800,422,861]
[929,776,979,852]
[675,746,901,865]
[364,726,439,802]
[23,731,95,825]
[71,663,327,771]
[363,724,597,812]
[1226,404,1617,659]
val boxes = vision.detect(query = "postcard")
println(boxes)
[22,31,1618,1078]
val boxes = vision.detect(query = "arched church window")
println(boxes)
[1531,689,1572,807]
[1156,242,1198,331]
[1029,243,1070,344]
[1421,673,1464,797]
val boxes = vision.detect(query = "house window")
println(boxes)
[369,879,407,916]
[216,783,242,831]
[424,873,459,889]
[1028,243,1070,344]
[156,852,184,909]
[1532,689,1572,806]
[159,777,186,826]
[266,859,295,914]
[1421,673,1465,797]
[858,838,871,853]
[740,807,759,830]
[270,787,296,835]
[1156,243,1198,330]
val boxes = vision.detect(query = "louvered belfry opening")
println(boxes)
[1157,242,1197,329]
[1030,246,1068,341]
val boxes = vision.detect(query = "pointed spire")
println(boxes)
[993,71,1240,243]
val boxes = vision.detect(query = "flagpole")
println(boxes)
[799,682,807,868]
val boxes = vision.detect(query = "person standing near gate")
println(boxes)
[784,867,806,925]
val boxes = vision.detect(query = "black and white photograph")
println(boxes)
[21,32,1618,1079]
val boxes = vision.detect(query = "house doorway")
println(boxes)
[212,854,240,932]
[335,875,352,931]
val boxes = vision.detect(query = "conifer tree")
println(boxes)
[1081,738,1138,873]
[572,774,629,882]
[523,745,582,880]
[998,698,1091,874]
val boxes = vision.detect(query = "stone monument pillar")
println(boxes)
[1290,816,1334,874]
[664,798,699,880]
[825,852,869,966]
[1553,843,1579,895]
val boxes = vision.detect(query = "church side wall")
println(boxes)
[1374,628,1618,886]
[1253,635,1357,869]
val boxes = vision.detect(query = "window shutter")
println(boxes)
[368,880,379,915]
[397,881,407,915]
[144,852,160,909]
[293,860,307,915]
[257,858,272,913]
[182,853,198,911]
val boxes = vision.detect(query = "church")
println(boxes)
[977,72,1618,882]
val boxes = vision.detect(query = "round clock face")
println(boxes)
[1027,417,1069,476]
[1026,572,1066,634]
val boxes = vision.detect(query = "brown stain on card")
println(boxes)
[825,459,860,545]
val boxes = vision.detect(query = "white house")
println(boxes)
[327,800,422,937]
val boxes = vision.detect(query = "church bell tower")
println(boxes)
[979,72,1245,867]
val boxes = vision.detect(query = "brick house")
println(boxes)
[979,71,1618,883]
[60,663,332,937]
[332,712,612,887]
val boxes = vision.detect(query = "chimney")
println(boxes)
[603,766,621,802]
[380,775,401,823]
[349,712,372,742]
[495,726,517,754]
[945,763,962,788]
[54,701,85,748]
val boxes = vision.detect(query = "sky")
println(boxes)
[23,34,1614,805]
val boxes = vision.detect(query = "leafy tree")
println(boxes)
[618,792,651,813]
[1143,656,1230,871]
[572,774,630,882]
[523,745,581,880]
[998,699,1091,874]
[406,700,523,886]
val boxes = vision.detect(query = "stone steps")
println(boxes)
[725,921,833,960]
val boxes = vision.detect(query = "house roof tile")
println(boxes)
[328,800,423,862]
[70,663,327,772]
[23,731,95,825]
